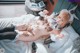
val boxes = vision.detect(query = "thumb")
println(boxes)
[49,31,53,34]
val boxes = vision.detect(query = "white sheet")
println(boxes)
[0,14,35,53]
[48,26,79,53]
[0,14,35,28]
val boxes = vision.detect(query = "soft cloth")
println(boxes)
[0,14,35,53]
[49,26,79,53]
[0,14,35,28]
[25,0,45,11]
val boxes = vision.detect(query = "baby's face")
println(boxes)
[56,11,70,28]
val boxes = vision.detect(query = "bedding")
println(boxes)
[0,14,35,53]
[0,14,48,53]
[49,26,79,53]
[0,14,35,28]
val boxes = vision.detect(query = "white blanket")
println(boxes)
[0,14,35,53]
[49,26,79,53]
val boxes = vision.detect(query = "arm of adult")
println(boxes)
[17,28,50,42]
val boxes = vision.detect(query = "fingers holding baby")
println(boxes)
[32,28,49,36]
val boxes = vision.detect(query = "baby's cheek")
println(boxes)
[57,22,64,27]
[58,21,62,24]
[61,22,67,27]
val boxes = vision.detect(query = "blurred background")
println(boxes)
[0,0,26,18]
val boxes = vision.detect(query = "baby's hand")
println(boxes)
[27,26,33,32]
[43,10,49,15]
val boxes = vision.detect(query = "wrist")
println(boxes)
[15,30,23,39]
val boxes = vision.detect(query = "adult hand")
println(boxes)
[22,31,33,36]
[17,34,28,41]
[16,24,28,31]
[32,28,50,36]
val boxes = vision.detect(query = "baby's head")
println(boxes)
[55,9,70,29]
